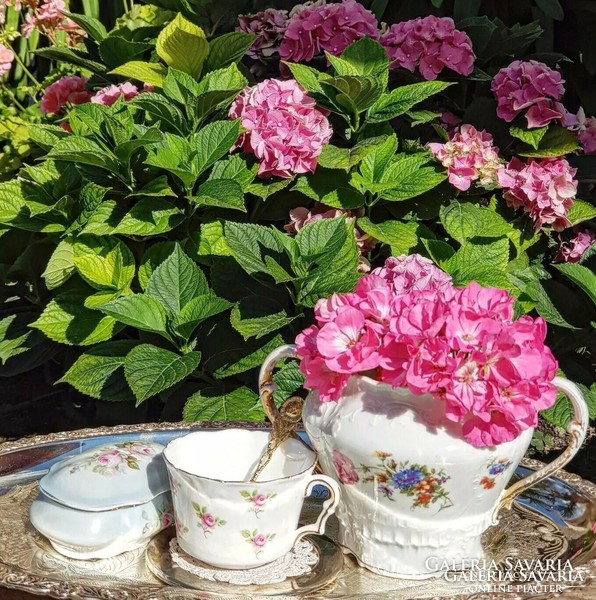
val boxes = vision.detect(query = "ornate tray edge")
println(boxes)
[0,424,594,600]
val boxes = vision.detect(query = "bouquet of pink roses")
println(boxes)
[296,255,558,448]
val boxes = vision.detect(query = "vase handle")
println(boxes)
[492,376,589,523]
[258,344,298,422]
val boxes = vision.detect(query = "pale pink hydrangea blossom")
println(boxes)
[91,82,141,106]
[497,157,577,231]
[578,117,596,155]
[279,0,378,64]
[379,16,475,80]
[0,43,13,77]
[491,60,565,128]
[296,254,558,447]
[229,78,332,178]
[21,0,83,44]
[40,75,91,114]
[237,9,289,59]
[284,204,376,271]
[553,228,595,263]
[428,124,501,191]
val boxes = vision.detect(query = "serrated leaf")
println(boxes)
[138,242,177,291]
[541,393,573,428]
[519,126,580,157]
[191,120,241,176]
[186,221,231,260]
[35,46,107,74]
[230,297,295,341]
[59,340,137,402]
[292,168,365,209]
[0,314,43,365]
[208,155,256,192]
[321,75,383,115]
[282,62,326,97]
[273,360,304,406]
[31,295,122,346]
[440,201,515,244]
[43,239,75,290]
[510,125,548,150]
[567,200,596,225]
[553,263,596,305]
[173,294,232,340]
[379,154,446,201]
[183,386,264,422]
[47,137,121,174]
[423,238,456,267]
[190,179,246,212]
[131,93,185,134]
[367,81,453,123]
[407,110,441,126]
[125,343,201,405]
[73,235,135,292]
[97,294,169,335]
[359,134,398,183]
[146,244,208,315]
[358,217,423,255]
[64,11,108,41]
[204,32,255,73]
[110,61,167,87]
[296,216,352,259]
[224,222,285,275]
[213,334,285,379]
[337,36,389,75]
[156,14,208,78]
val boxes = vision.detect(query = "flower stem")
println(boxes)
[1,84,27,112]
[11,51,41,88]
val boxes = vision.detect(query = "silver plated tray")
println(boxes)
[0,421,595,599]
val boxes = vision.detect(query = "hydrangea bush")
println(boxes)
[0,0,594,434]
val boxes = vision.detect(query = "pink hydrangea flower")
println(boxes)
[295,255,558,447]
[497,157,577,231]
[279,0,378,64]
[379,16,475,80]
[429,124,501,191]
[21,0,81,42]
[491,60,565,128]
[576,111,596,155]
[284,204,375,271]
[237,9,289,60]
[553,228,595,263]
[229,78,332,178]
[91,82,141,106]
[0,43,13,77]
[40,75,91,114]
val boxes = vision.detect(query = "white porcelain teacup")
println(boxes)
[163,429,340,569]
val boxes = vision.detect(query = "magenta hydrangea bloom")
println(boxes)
[284,204,375,271]
[91,82,140,107]
[379,16,474,80]
[40,75,91,114]
[428,124,501,191]
[229,78,332,178]
[491,60,565,128]
[578,116,596,155]
[237,9,289,59]
[296,255,558,447]
[278,0,378,64]
[497,157,577,231]
[553,228,595,263]
[0,43,13,77]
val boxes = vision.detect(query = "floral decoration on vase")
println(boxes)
[296,254,558,448]
[69,442,158,476]
[142,501,174,535]
[239,489,276,518]
[241,529,276,559]
[479,458,513,490]
[193,503,226,537]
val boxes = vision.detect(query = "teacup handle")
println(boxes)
[492,376,589,523]
[292,474,341,545]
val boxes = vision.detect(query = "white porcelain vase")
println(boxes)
[259,345,590,579]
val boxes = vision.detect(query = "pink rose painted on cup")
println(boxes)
[193,503,226,537]
[240,489,276,517]
[242,529,276,558]
[253,494,267,507]
[332,450,359,485]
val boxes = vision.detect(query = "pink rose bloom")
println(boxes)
[252,533,268,548]
[40,75,91,115]
[491,60,565,128]
[96,450,123,467]
[429,124,501,191]
[332,450,359,484]
[369,254,452,298]
[91,82,140,107]
[497,157,577,231]
[201,513,216,529]
[0,43,12,77]
[279,0,378,63]
[237,9,289,59]
[229,78,332,178]
[379,16,475,80]
[553,228,595,263]
[128,445,155,457]
[252,494,268,507]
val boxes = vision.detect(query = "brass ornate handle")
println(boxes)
[258,344,298,422]
[291,474,341,545]
[492,376,589,523]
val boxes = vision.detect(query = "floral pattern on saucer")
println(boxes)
[240,489,277,518]
[69,442,159,476]
[480,457,513,490]
[241,529,276,558]
[193,503,226,537]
